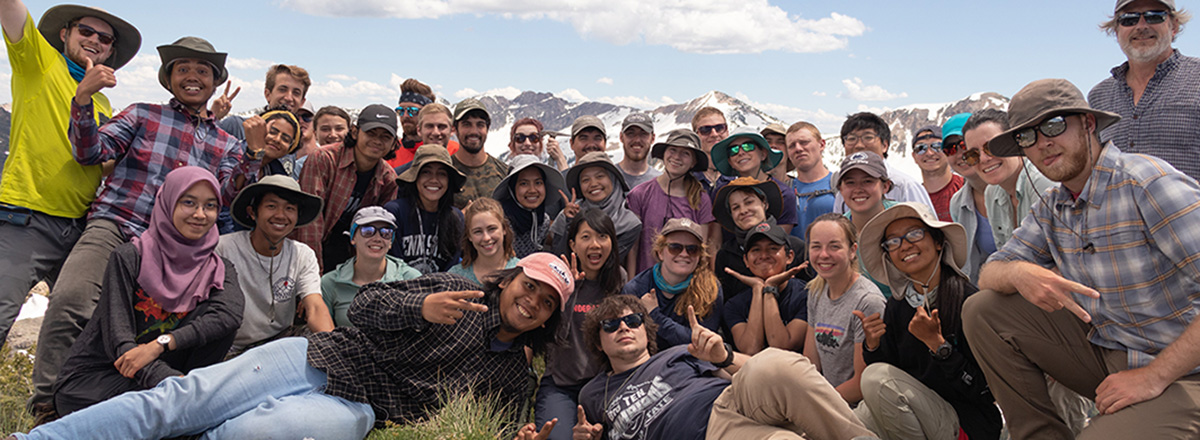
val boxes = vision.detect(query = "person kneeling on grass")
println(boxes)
[549,294,878,440]
[10,253,574,440]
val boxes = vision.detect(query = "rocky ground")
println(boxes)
[4,281,46,350]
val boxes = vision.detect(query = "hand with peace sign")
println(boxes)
[210,82,241,121]
[559,253,586,282]
[512,418,557,440]
[74,57,117,106]
[852,310,886,351]
[421,290,489,325]
[686,305,729,365]
[558,188,581,219]
[572,405,603,440]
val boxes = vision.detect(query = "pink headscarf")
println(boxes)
[132,167,226,313]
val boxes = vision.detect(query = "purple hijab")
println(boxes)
[132,167,225,313]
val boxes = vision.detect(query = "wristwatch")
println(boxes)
[247,148,265,161]
[156,334,173,351]
[761,285,780,299]
[931,341,952,360]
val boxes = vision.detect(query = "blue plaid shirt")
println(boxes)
[1089,50,1200,182]
[989,144,1200,373]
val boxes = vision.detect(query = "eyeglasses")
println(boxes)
[73,23,115,45]
[601,312,645,333]
[913,142,942,156]
[729,142,757,156]
[941,139,965,157]
[513,133,541,144]
[666,243,701,256]
[842,134,879,146]
[357,225,394,240]
[395,106,421,117]
[1118,10,1169,27]
[697,123,727,136]
[881,227,927,252]
[1013,115,1072,149]
[960,148,983,166]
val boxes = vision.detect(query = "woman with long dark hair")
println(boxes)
[855,202,1000,440]
[383,145,464,274]
[535,208,627,440]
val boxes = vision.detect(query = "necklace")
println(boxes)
[602,361,646,426]
[251,237,285,322]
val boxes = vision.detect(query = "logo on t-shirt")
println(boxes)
[605,375,675,439]
[272,276,296,302]
[814,322,845,348]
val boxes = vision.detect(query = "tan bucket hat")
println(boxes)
[859,202,968,297]
[397,144,466,193]
[230,175,324,229]
[38,4,141,70]
[986,79,1121,158]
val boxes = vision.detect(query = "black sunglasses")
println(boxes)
[298,113,313,123]
[1013,115,1072,149]
[74,23,115,45]
[1118,10,1169,27]
[666,243,701,256]
[601,312,645,333]
[881,227,927,252]
[357,225,394,240]
[395,106,421,117]
[513,133,541,144]
[697,123,727,136]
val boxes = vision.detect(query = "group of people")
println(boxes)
[3,0,1200,439]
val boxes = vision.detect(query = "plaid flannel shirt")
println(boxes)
[306,273,532,423]
[70,98,259,238]
[1089,50,1200,182]
[292,142,397,272]
[989,144,1200,373]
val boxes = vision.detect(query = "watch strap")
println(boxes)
[712,342,736,368]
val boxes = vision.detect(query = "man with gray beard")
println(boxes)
[1088,0,1200,181]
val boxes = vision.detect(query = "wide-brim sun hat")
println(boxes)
[986,78,1121,158]
[494,154,565,208]
[566,151,630,194]
[713,177,783,232]
[156,36,228,92]
[711,131,783,177]
[650,128,708,173]
[397,144,466,194]
[859,202,968,297]
[230,175,324,229]
[38,4,141,70]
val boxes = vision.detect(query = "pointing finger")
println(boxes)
[852,310,866,322]
[577,405,588,424]
[687,305,699,329]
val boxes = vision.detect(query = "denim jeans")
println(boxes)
[16,337,375,440]
[534,375,584,440]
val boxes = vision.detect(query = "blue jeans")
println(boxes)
[16,338,375,440]
[535,375,585,440]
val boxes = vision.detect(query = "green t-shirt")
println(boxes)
[1,12,112,218]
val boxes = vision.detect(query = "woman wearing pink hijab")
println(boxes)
[49,167,244,418]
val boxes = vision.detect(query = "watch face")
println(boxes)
[157,334,171,345]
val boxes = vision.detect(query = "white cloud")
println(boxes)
[226,57,275,71]
[277,0,865,54]
[327,73,357,81]
[594,95,676,109]
[734,92,844,134]
[812,91,827,97]
[454,88,481,99]
[840,77,907,101]
[856,104,891,114]
[596,77,614,85]
[558,88,590,103]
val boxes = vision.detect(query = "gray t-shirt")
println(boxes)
[216,231,322,349]
[618,164,661,192]
[808,275,885,388]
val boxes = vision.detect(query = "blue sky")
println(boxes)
[4,0,1196,134]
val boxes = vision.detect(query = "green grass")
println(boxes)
[0,347,546,439]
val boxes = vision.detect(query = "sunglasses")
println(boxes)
[357,225,394,240]
[941,139,966,157]
[842,134,878,146]
[1013,115,1072,149]
[74,23,115,45]
[913,142,943,156]
[697,123,727,136]
[601,312,645,333]
[729,142,757,156]
[960,148,983,167]
[1118,10,1169,27]
[513,133,541,144]
[298,113,313,123]
[395,106,421,117]
[881,227,927,252]
[666,243,701,256]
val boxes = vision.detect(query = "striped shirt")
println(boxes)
[989,144,1200,373]
[70,99,258,238]
[1089,50,1200,181]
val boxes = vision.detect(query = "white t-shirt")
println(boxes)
[216,231,322,349]
[832,161,934,214]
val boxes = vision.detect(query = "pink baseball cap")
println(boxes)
[516,253,575,310]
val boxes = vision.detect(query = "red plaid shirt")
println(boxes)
[293,142,397,271]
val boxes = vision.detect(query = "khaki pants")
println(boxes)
[706,348,877,440]
[962,290,1200,439]
[854,363,959,440]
